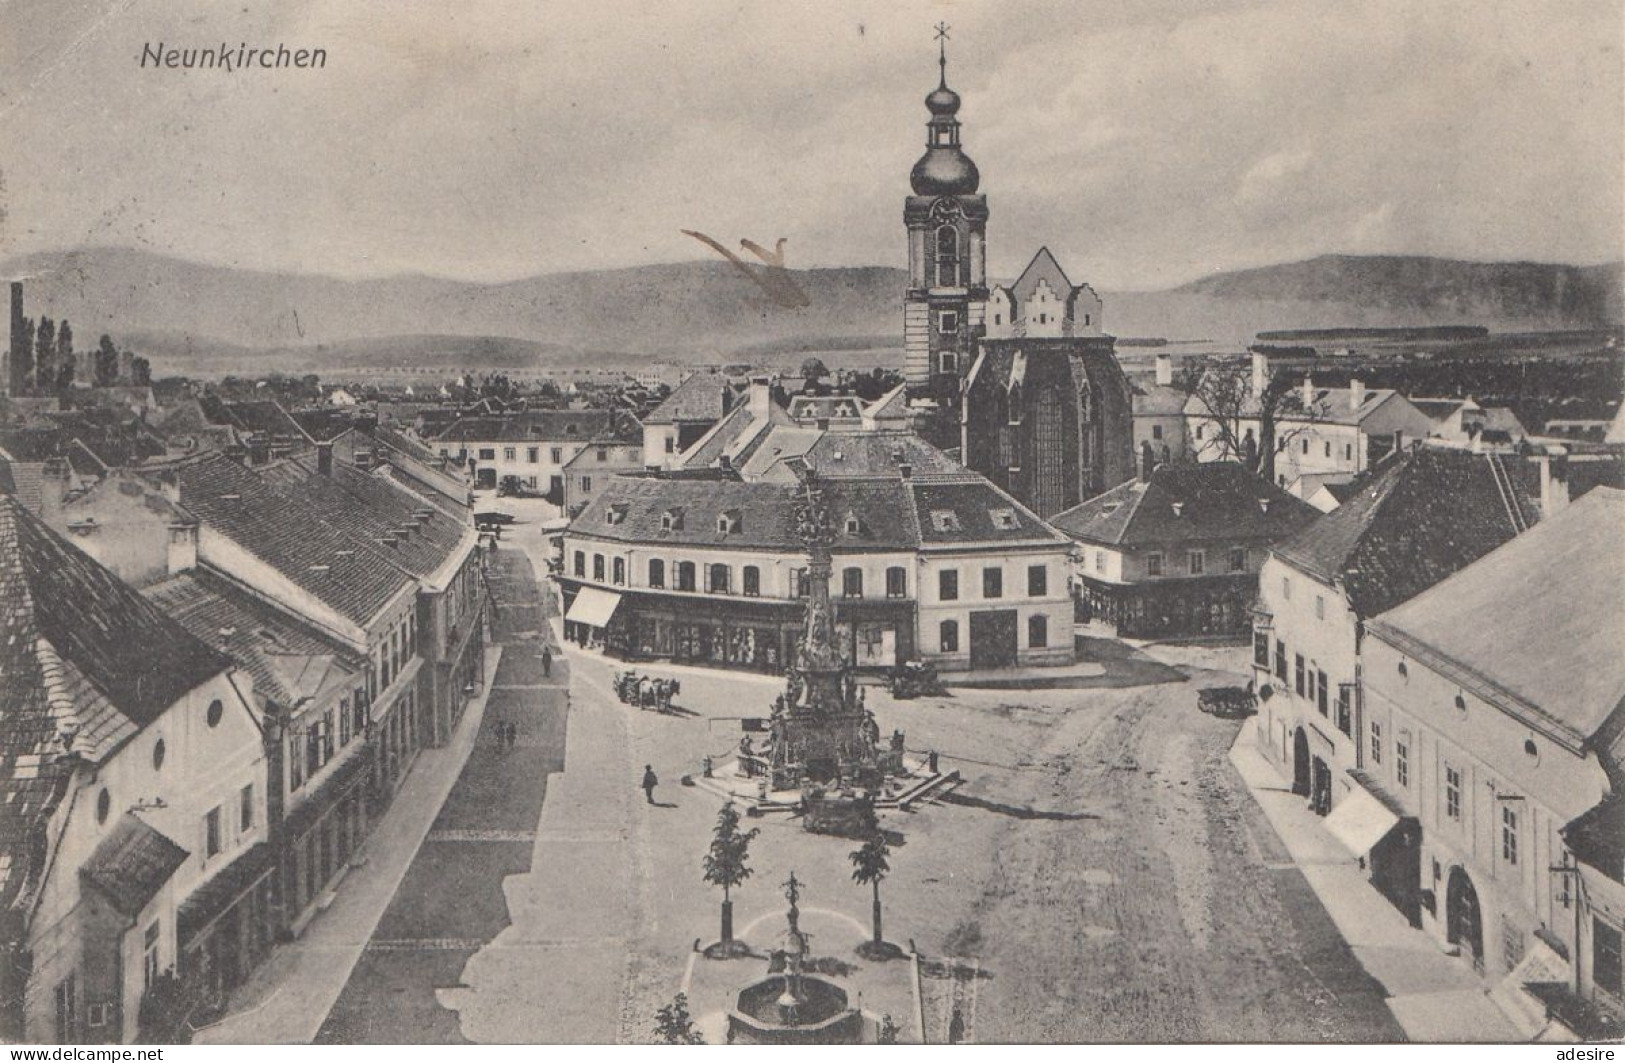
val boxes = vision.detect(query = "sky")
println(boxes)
[0,0,1619,290]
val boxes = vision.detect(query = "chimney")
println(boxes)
[747,375,773,420]
[1250,351,1270,397]
[1301,375,1315,410]
[1139,440,1156,482]
[1349,378,1365,411]
[1537,446,1570,517]
[316,442,333,477]
[167,522,197,576]
[1154,353,1173,388]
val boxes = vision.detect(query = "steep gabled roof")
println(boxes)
[256,457,469,582]
[144,569,364,710]
[1274,447,1542,616]
[643,372,733,425]
[1050,462,1319,548]
[1010,246,1074,308]
[434,409,636,444]
[164,453,415,627]
[1369,488,1625,748]
[0,498,229,910]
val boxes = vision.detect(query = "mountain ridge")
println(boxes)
[4,247,1618,375]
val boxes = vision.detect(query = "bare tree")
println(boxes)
[1175,361,1323,484]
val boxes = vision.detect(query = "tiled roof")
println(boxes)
[1565,794,1624,881]
[797,431,964,481]
[787,395,865,422]
[0,498,228,909]
[79,814,189,917]
[1130,380,1189,417]
[1182,382,1407,428]
[222,400,311,441]
[1369,488,1625,747]
[561,439,642,471]
[908,479,1068,546]
[0,458,47,513]
[1050,462,1319,548]
[367,425,441,467]
[435,409,638,444]
[1274,447,1542,617]
[1010,246,1074,307]
[164,453,415,626]
[1411,398,1466,421]
[288,409,354,443]
[255,457,469,581]
[735,426,824,481]
[570,475,914,552]
[144,569,364,710]
[679,401,794,470]
[643,372,732,425]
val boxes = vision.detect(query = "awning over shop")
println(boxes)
[1324,786,1401,858]
[566,587,622,629]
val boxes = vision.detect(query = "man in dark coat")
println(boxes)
[641,765,658,804]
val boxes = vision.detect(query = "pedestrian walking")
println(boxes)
[508,720,519,750]
[542,647,552,677]
[641,764,658,804]
[494,719,507,749]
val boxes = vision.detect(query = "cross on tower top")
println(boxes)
[934,22,951,85]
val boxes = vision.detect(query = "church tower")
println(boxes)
[903,28,988,403]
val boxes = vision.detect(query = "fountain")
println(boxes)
[726,873,865,1045]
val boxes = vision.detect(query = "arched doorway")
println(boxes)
[1446,866,1484,971]
[1292,728,1311,797]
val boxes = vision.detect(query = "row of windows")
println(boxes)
[938,614,1050,652]
[1260,633,1352,737]
[573,551,1053,603]
[442,445,596,465]
[288,692,369,792]
[1135,547,1247,578]
[201,782,256,864]
[372,613,416,700]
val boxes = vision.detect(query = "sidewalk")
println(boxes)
[1228,719,1522,1043]
[441,621,640,1042]
[194,643,504,1045]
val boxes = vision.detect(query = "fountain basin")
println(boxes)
[727,974,864,1044]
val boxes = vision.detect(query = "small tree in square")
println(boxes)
[653,992,704,1044]
[702,802,759,957]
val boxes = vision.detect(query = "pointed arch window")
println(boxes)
[936,225,961,287]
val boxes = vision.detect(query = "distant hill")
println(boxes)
[3,247,1617,376]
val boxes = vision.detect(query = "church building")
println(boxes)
[899,34,1134,515]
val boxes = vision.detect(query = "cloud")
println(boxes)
[0,0,1617,290]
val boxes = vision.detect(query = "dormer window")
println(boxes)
[988,508,1018,530]
[606,504,628,526]
[660,508,684,533]
[717,510,741,535]
[930,510,961,532]
[844,512,863,536]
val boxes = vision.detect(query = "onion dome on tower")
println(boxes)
[910,33,980,196]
